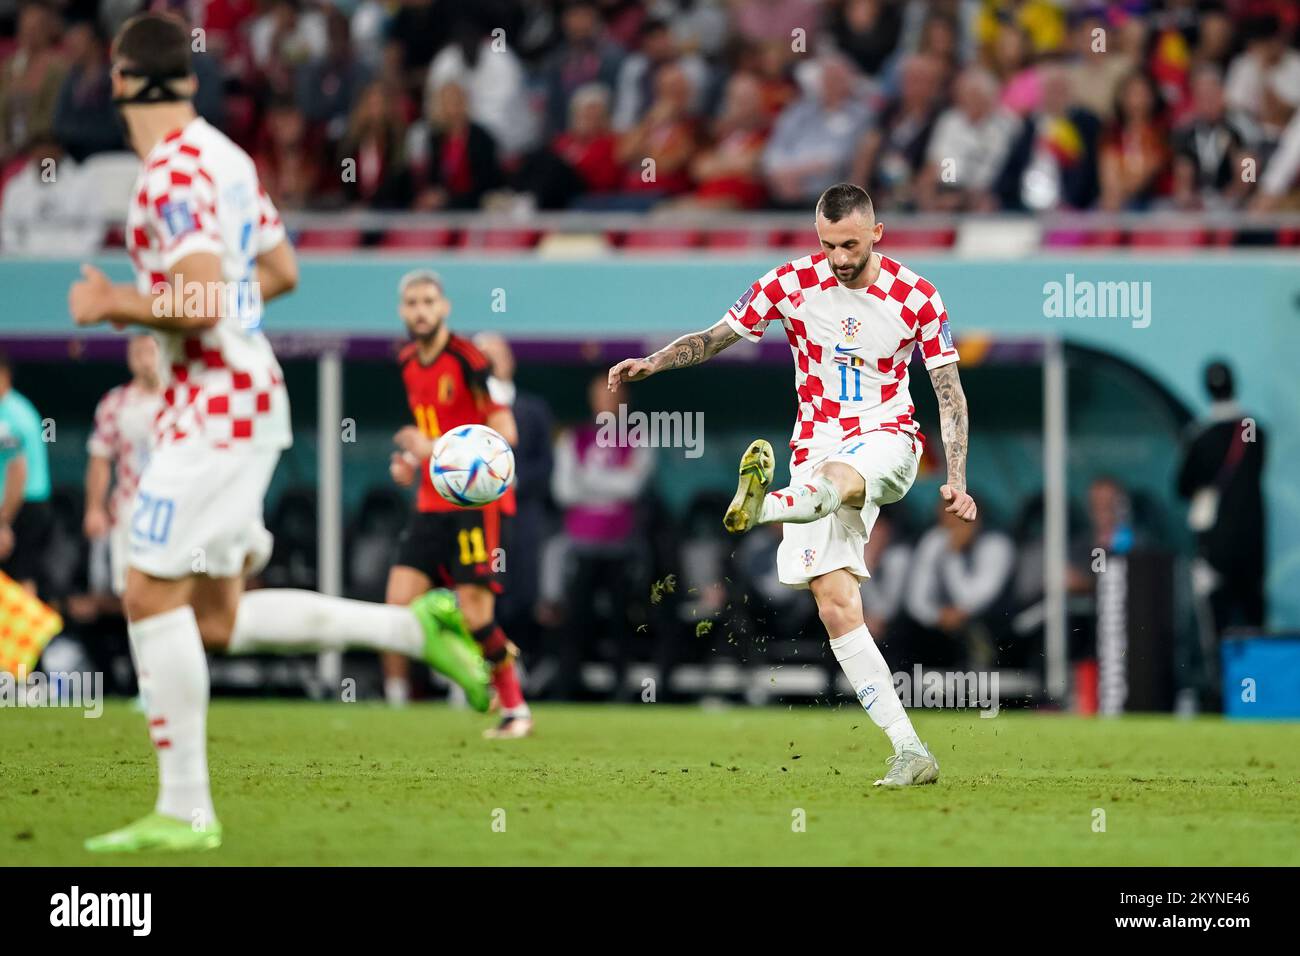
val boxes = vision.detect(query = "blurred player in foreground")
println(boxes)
[66,13,488,853]
[387,271,533,738]
[610,183,976,787]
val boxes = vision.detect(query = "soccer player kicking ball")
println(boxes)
[609,184,976,788]
[66,13,488,854]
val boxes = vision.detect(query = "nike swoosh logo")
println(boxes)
[834,344,861,353]
[865,697,877,711]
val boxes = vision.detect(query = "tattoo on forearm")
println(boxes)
[930,364,969,491]
[647,321,741,372]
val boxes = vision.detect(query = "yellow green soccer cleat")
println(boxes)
[411,590,491,713]
[84,812,222,853]
[723,439,775,533]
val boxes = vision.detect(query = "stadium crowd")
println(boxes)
[3,0,1300,225]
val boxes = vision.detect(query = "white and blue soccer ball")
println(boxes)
[429,424,515,507]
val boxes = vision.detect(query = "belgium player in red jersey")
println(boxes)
[386,270,532,738]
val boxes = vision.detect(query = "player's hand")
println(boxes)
[940,484,977,522]
[389,451,417,487]
[83,507,110,540]
[0,523,13,561]
[607,358,655,390]
[69,264,115,326]
[393,426,433,460]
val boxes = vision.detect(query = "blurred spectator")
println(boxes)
[1191,5,1236,73]
[731,0,820,46]
[1172,64,1252,210]
[1253,104,1300,210]
[385,0,458,94]
[762,54,872,207]
[338,80,410,208]
[198,0,257,82]
[996,57,1100,211]
[550,374,653,699]
[983,20,1039,116]
[611,60,698,203]
[427,10,536,158]
[52,18,122,162]
[0,134,102,255]
[1066,10,1136,124]
[297,8,372,147]
[473,333,554,660]
[676,70,768,209]
[1098,71,1171,211]
[552,82,621,195]
[918,66,1017,212]
[612,17,709,131]
[414,80,502,210]
[742,39,799,120]
[251,0,328,100]
[849,51,943,209]
[905,498,1016,668]
[0,0,66,166]
[1176,360,1266,700]
[0,349,52,596]
[1068,476,1141,598]
[539,0,624,138]
[827,0,903,78]
[255,97,327,211]
[1224,13,1300,120]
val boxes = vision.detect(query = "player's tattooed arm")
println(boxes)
[929,363,978,522]
[607,320,742,389]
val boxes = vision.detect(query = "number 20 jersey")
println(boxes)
[721,252,959,469]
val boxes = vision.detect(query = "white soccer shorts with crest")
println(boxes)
[776,430,921,589]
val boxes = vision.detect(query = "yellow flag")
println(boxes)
[0,571,62,676]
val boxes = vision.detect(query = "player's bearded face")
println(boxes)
[401,285,449,342]
[816,211,879,285]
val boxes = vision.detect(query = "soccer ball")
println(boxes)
[429,424,515,507]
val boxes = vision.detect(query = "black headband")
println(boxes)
[112,67,191,106]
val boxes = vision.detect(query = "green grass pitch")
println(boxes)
[3,702,1298,866]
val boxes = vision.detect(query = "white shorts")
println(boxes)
[128,443,280,580]
[776,430,921,590]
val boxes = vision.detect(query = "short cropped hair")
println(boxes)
[398,269,444,297]
[112,12,191,78]
[816,183,874,223]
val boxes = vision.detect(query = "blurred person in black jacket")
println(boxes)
[474,333,554,661]
[1176,360,1266,705]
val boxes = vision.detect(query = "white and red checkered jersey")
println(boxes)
[722,252,959,467]
[125,116,291,450]
[86,382,163,523]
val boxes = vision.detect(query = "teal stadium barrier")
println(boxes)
[0,253,1295,628]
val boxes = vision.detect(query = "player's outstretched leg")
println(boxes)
[723,439,775,532]
[227,589,490,712]
[811,571,939,788]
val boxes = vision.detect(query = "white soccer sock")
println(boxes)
[829,624,922,755]
[128,605,216,825]
[759,475,842,525]
[227,589,424,658]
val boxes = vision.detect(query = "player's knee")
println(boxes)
[811,581,861,634]
[194,608,235,650]
[456,585,494,629]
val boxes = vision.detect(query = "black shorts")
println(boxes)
[1,500,52,587]
[394,508,509,594]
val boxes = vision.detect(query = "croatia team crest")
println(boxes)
[841,316,860,342]
[801,548,817,571]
